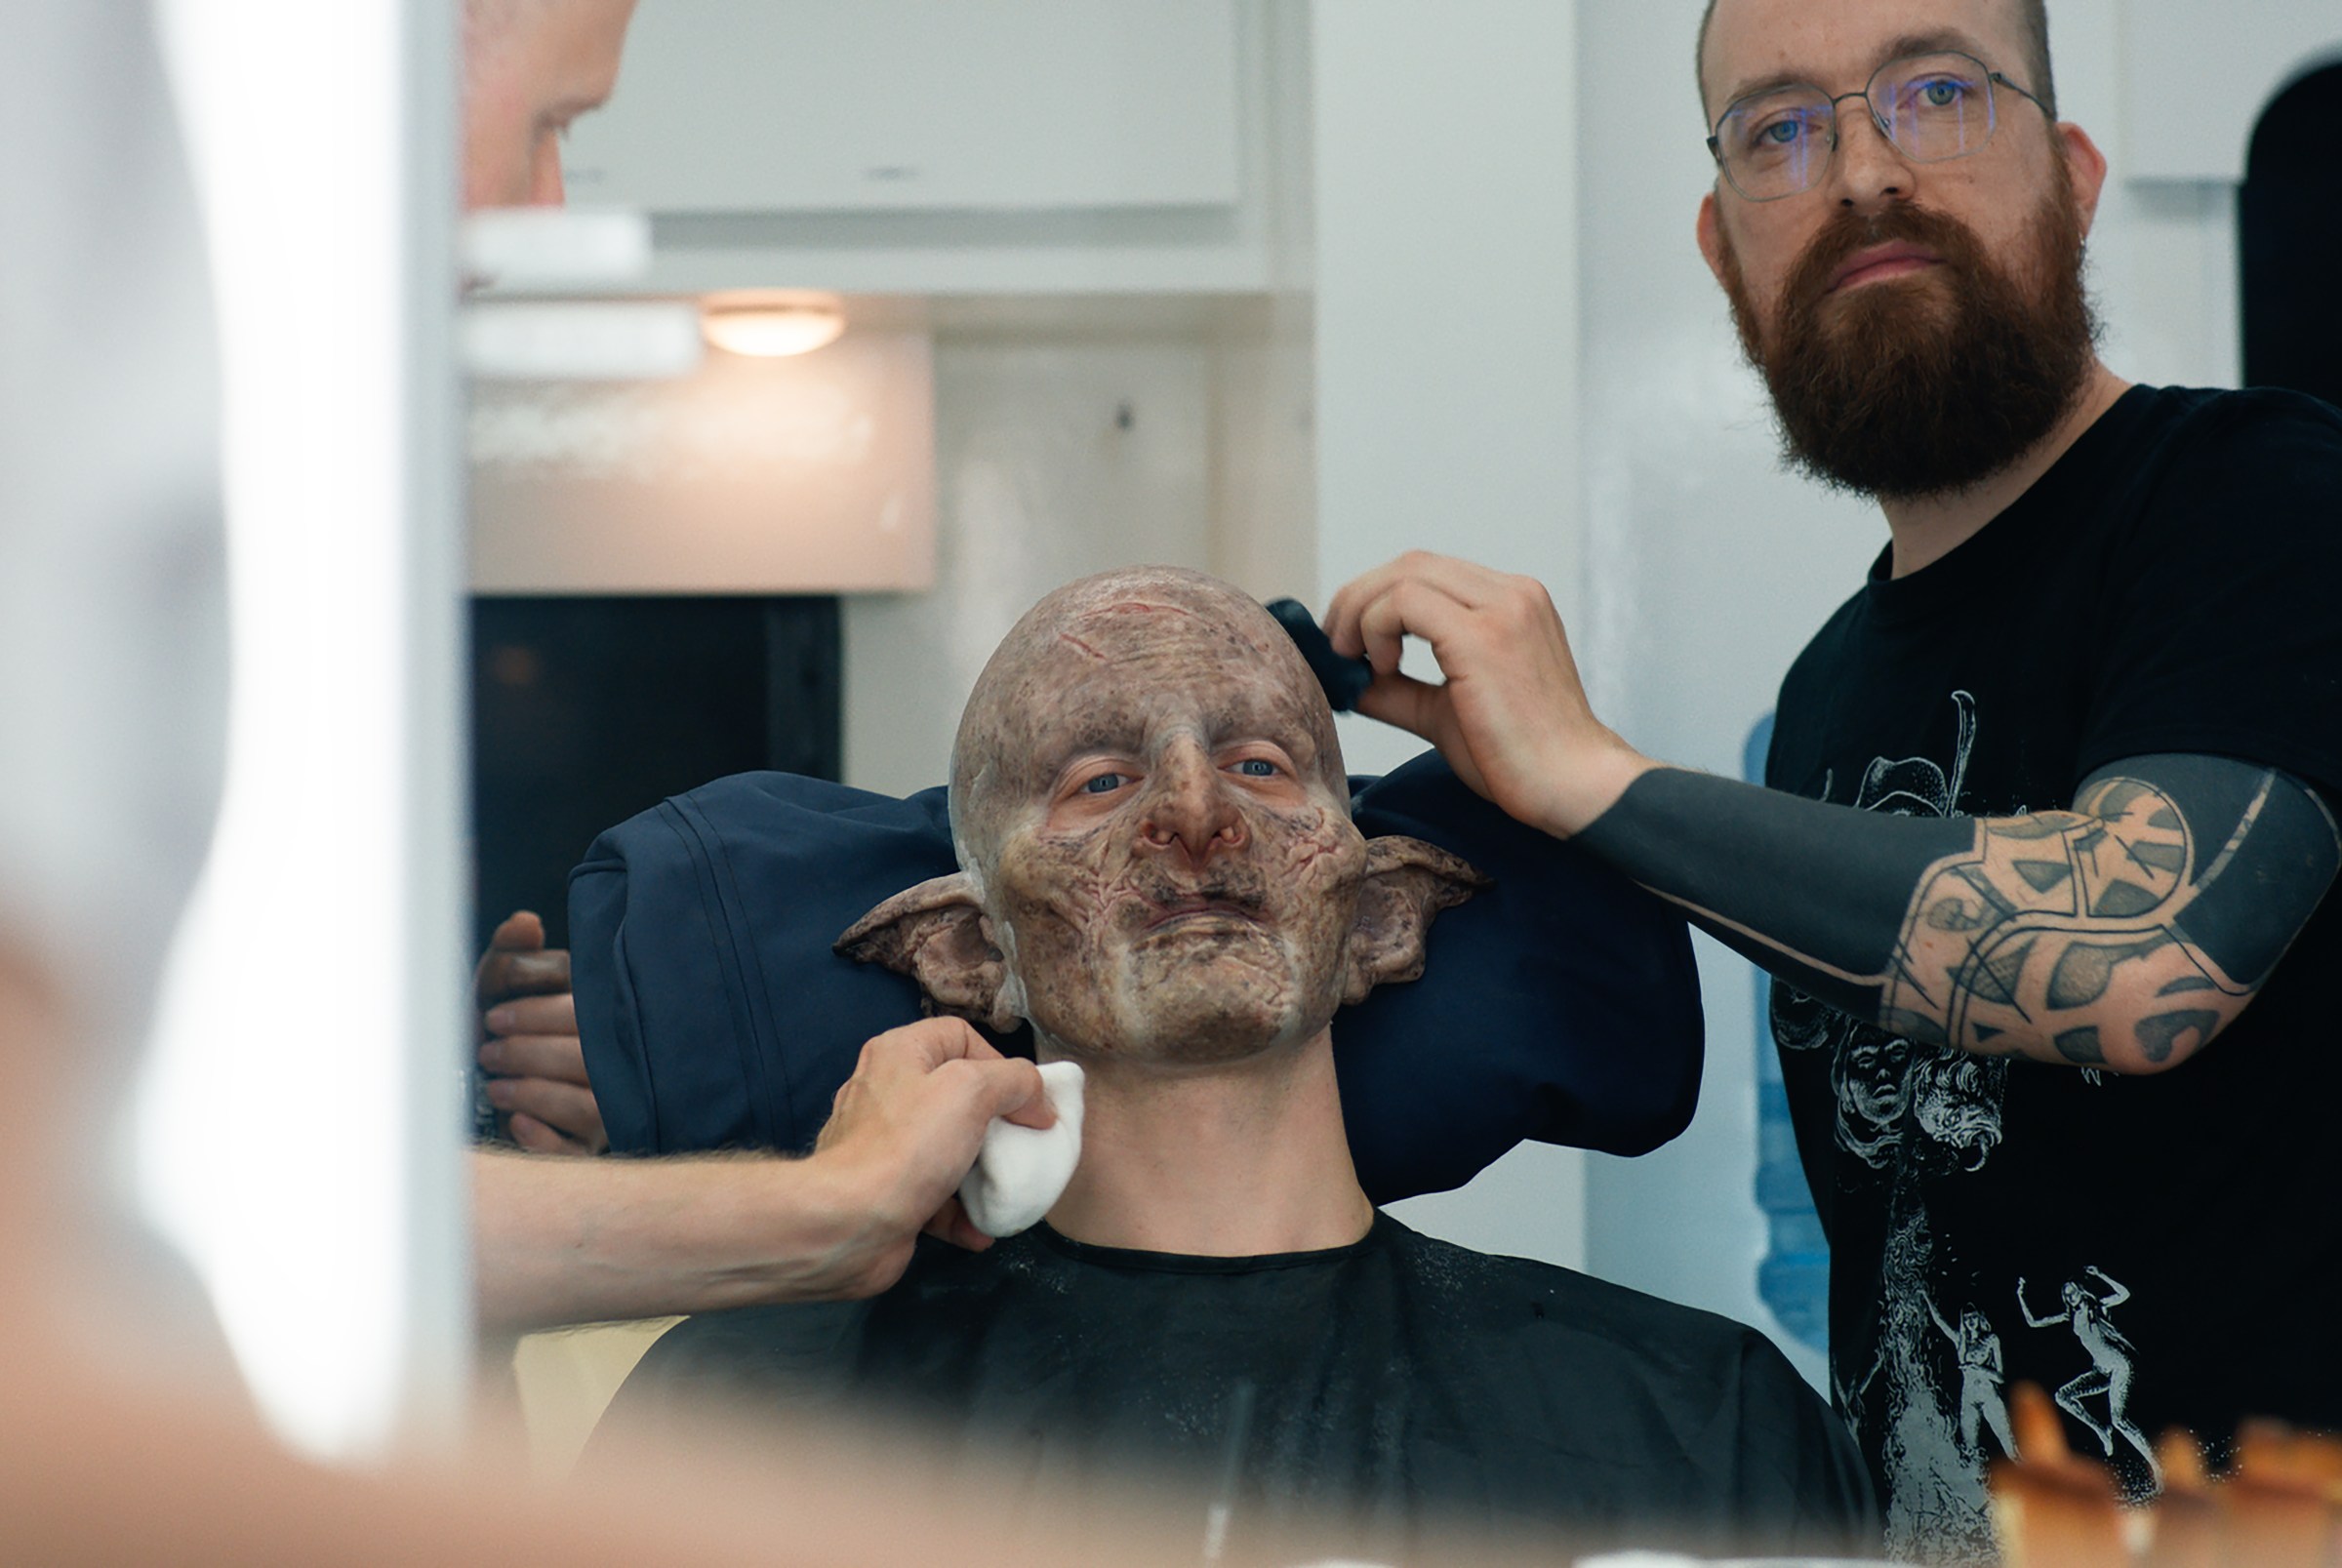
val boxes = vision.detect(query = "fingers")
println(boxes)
[483,990,576,1040]
[505,1110,594,1157]
[1323,551,1504,664]
[848,1019,1055,1130]
[872,1015,1000,1069]
[923,1196,995,1253]
[971,1057,1054,1131]
[477,945,570,1004]
[486,1076,607,1151]
[487,909,545,952]
[478,1030,589,1086]
[1351,669,1448,740]
[476,909,570,1005]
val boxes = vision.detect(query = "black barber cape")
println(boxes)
[570,751,1704,1201]
[606,1214,1876,1560]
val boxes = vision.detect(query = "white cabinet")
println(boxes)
[562,0,1242,214]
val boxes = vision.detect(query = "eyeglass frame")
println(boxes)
[1704,49,2052,203]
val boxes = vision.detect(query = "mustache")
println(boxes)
[1782,203,1988,318]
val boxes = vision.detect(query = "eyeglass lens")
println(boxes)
[1716,52,2000,201]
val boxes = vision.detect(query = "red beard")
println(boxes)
[1717,183,2098,501]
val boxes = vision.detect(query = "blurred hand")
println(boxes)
[1322,551,1650,836]
[810,1018,1054,1296]
[475,909,606,1155]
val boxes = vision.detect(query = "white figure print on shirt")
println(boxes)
[1773,691,2021,1560]
[1928,1299,2015,1463]
[2017,1266,2160,1487]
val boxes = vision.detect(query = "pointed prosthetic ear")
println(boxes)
[1341,837,1492,1005]
[835,873,1020,1033]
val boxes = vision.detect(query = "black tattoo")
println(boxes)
[2053,1025,2106,1065]
[2134,1010,2222,1065]
[1577,753,2340,1074]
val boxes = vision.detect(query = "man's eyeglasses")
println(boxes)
[1707,50,2050,203]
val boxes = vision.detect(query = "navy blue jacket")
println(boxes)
[569,750,1702,1202]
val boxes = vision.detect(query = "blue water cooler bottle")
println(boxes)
[1746,714,1829,1355]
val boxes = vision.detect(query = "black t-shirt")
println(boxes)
[1765,385,2342,1556]
[607,1214,1875,1561]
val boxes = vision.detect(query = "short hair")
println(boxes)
[1696,0,2058,121]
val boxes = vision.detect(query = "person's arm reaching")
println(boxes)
[473,1018,1052,1331]
[1325,552,2341,1077]
[1573,754,2336,1074]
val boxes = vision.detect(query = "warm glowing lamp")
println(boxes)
[701,290,847,357]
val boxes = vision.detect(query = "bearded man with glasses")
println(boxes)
[1314,1,2342,1558]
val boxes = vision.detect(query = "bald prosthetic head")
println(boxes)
[842,567,1482,1067]
[949,568,1349,883]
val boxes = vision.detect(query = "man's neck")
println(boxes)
[1878,360,2132,578]
[1040,1028,1373,1257]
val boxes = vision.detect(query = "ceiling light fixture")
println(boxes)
[700,289,847,357]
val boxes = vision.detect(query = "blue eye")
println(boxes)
[1918,77,1967,107]
[1760,118,1804,146]
[1081,772,1127,795]
[1233,758,1280,778]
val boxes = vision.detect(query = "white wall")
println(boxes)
[1568,0,1870,1388]
[1311,0,1590,1270]
[840,296,1315,797]
[844,325,1219,794]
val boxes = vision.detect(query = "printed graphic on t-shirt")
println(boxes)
[1767,690,2167,1560]
[2016,1266,2157,1481]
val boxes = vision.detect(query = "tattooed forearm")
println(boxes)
[1886,776,2244,1065]
[1576,755,2341,1073]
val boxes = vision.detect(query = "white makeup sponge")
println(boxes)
[958,1060,1086,1238]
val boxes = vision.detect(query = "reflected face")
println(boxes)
[462,0,638,209]
[953,571,1364,1065]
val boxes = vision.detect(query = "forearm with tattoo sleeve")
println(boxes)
[1575,753,2341,1074]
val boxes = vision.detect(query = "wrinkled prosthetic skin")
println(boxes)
[840,568,1484,1065]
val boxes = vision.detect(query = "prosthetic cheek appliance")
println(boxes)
[960,601,1350,1240]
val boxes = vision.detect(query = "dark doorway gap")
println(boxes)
[468,595,842,957]
[2240,63,2342,408]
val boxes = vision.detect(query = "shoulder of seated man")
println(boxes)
[1395,1226,1815,1392]
[670,1222,1814,1404]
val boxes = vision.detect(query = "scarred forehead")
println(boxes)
[950,568,1348,850]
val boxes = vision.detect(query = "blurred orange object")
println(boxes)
[1990,1384,2131,1568]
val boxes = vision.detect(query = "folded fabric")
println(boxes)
[570,750,1704,1202]
[960,1060,1085,1238]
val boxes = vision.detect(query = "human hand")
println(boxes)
[475,909,607,1155]
[1322,551,1652,836]
[809,1019,1054,1296]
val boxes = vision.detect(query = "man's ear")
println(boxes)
[835,873,1021,1033]
[1341,837,1492,1006]
[1695,190,1729,288]
[2058,120,2110,237]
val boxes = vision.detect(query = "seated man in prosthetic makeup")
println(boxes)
[606,570,1872,1558]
